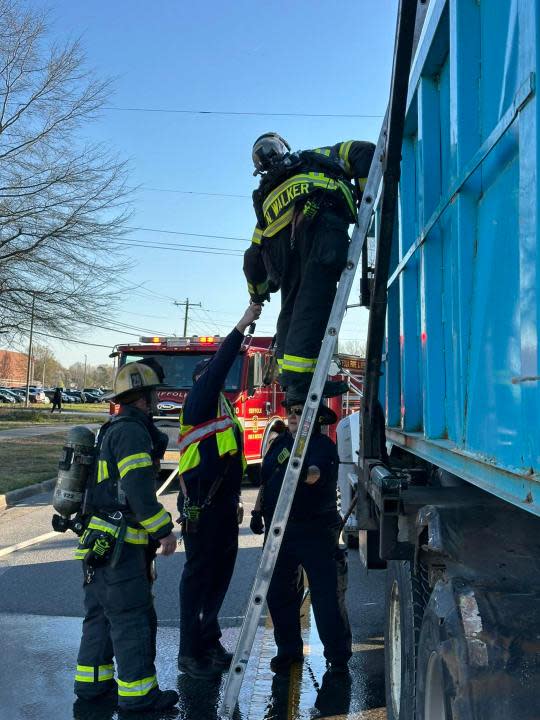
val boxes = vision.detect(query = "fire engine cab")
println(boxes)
[111,334,364,483]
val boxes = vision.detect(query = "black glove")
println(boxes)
[250,291,270,304]
[250,510,264,535]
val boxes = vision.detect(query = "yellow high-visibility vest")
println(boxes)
[178,394,247,475]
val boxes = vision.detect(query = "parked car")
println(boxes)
[68,390,87,403]
[83,391,103,403]
[0,389,16,404]
[0,388,23,403]
[84,387,108,398]
[14,387,48,403]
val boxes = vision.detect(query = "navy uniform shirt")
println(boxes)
[179,327,244,508]
[261,430,339,524]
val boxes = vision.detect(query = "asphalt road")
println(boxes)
[0,487,386,720]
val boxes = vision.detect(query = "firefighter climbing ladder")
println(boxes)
[218,133,385,715]
[219,3,418,714]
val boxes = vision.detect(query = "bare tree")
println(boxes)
[0,0,131,343]
[68,360,113,389]
[32,343,65,385]
[338,338,366,356]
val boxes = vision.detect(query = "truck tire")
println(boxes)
[385,560,430,720]
[416,579,540,720]
[415,599,457,720]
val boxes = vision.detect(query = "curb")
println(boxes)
[0,478,56,510]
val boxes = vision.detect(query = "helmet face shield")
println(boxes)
[252,134,290,172]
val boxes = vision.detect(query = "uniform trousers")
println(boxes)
[75,544,160,711]
[265,515,351,663]
[271,211,350,396]
[179,499,238,658]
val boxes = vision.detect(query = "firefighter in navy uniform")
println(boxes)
[250,400,352,674]
[244,133,375,405]
[74,361,178,714]
[177,302,262,680]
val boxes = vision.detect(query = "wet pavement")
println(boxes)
[0,488,386,720]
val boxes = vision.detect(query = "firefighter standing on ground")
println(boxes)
[244,133,375,405]
[74,361,178,714]
[177,302,262,680]
[250,401,352,674]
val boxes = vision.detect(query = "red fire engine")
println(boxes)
[111,334,364,482]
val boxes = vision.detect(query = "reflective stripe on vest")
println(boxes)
[178,395,246,475]
[177,415,234,453]
[261,171,356,237]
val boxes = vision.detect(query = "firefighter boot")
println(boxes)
[204,641,233,670]
[119,689,179,715]
[178,656,223,680]
[285,380,348,406]
[270,652,304,675]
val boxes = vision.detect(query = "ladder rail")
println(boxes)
[218,119,388,718]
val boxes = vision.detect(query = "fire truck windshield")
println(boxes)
[120,352,243,391]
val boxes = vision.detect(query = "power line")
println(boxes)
[136,186,250,199]
[115,279,178,303]
[104,106,384,119]
[116,234,244,253]
[24,329,113,349]
[114,239,243,257]
[126,225,250,243]
[78,319,168,337]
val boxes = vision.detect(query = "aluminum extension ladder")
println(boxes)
[220,1,419,713]
[218,122,387,717]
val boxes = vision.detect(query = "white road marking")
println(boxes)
[0,477,261,558]
[0,531,59,558]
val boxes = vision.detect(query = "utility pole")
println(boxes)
[174,298,201,336]
[25,293,36,408]
[83,354,87,388]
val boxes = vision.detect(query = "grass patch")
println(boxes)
[61,403,109,413]
[0,432,70,493]
[0,407,106,430]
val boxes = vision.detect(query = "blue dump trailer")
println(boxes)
[338,1,540,718]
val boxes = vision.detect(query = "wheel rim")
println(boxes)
[424,651,447,720]
[388,579,402,717]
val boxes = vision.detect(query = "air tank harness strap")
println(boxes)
[179,471,227,534]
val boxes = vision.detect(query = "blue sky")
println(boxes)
[29,0,399,366]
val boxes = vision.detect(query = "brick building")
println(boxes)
[0,349,29,387]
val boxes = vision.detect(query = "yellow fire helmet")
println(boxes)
[105,362,168,402]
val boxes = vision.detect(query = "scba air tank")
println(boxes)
[53,425,96,518]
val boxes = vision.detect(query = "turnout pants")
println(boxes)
[272,211,349,399]
[179,499,239,658]
[75,544,160,711]
[266,517,351,663]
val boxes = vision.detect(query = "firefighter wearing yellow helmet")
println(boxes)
[73,360,179,714]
